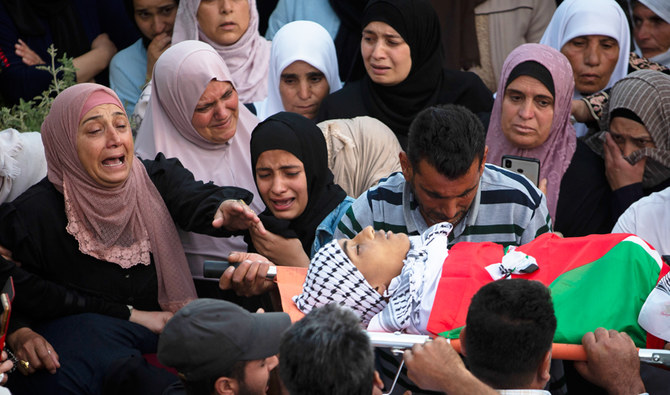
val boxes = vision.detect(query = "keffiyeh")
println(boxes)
[295,222,452,331]
[294,239,385,326]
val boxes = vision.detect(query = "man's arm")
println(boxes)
[404,337,497,394]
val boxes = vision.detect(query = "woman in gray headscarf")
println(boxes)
[555,70,670,236]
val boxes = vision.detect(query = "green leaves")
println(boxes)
[0,45,76,132]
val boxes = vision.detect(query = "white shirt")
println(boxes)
[612,187,670,255]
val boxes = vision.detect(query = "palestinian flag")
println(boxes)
[427,233,669,348]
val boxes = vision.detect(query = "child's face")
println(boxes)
[338,226,411,294]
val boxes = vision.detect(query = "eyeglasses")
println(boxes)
[609,131,655,150]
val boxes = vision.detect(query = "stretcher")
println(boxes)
[274,265,670,366]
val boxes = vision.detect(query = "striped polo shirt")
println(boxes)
[334,165,552,247]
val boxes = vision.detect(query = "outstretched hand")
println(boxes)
[15,39,45,66]
[212,200,266,233]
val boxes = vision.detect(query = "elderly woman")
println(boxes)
[555,70,670,236]
[316,0,493,148]
[632,0,670,68]
[254,20,341,121]
[0,83,260,394]
[486,43,575,220]
[171,0,270,103]
[539,0,630,137]
[135,40,264,280]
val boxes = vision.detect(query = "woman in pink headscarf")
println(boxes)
[135,40,265,281]
[0,83,261,394]
[486,43,576,221]
[171,0,270,103]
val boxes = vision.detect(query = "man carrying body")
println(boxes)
[335,104,551,247]
[404,279,647,395]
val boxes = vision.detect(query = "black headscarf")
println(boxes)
[360,0,445,142]
[329,0,368,82]
[506,61,555,98]
[1,0,88,58]
[249,112,348,255]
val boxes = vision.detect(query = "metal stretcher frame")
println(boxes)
[274,265,670,391]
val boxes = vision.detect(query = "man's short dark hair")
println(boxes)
[406,104,486,179]
[182,360,246,395]
[279,304,375,395]
[465,279,557,389]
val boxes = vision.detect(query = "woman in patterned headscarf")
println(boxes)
[556,70,670,236]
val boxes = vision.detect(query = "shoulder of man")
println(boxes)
[335,172,406,238]
[480,164,544,210]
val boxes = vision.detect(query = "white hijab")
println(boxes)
[540,0,630,100]
[633,0,670,67]
[134,40,264,278]
[255,20,342,121]
[0,129,46,204]
[540,0,630,136]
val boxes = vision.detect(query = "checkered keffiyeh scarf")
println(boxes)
[293,240,386,326]
[294,223,453,329]
[371,223,452,332]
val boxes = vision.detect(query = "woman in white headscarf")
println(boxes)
[540,0,630,137]
[255,20,341,121]
[631,0,670,67]
[135,40,264,279]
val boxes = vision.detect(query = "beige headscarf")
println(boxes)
[42,83,196,312]
[317,116,402,198]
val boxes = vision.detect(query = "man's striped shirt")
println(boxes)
[334,165,552,247]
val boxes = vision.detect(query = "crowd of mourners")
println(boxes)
[1,0,670,394]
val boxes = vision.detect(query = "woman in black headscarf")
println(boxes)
[316,0,493,148]
[246,112,353,267]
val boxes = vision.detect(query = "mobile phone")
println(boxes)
[502,155,540,186]
[0,277,15,351]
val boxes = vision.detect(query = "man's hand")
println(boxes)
[145,33,171,81]
[604,133,646,191]
[14,39,45,66]
[403,337,496,394]
[574,328,645,395]
[129,309,173,334]
[212,200,266,233]
[6,328,60,375]
[249,227,310,267]
[219,252,276,297]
